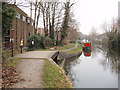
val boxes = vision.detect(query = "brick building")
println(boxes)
[2,5,34,50]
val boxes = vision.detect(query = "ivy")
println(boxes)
[2,2,15,37]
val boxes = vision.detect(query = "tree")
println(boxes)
[54,7,64,45]
[102,18,118,50]
[60,1,74,43]
[63,13,80,42]
[2,2,15,37]
[39,1,64,40]
[4,0,30,7]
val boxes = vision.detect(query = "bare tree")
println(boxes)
[36,2,41,30]
[33,0,38,32]
[4,0,30,7]
[54,6,64,45]
[39,1,64,38]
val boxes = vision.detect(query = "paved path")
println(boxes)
[12,44,78,88]
[12,59,44,88]
[15,51,57,59]
[12,51,57,88]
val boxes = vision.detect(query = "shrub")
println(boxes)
[56,40,63,46]
[27,34,45,51]
[44,36,53,48]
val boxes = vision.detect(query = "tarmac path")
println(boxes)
[12,51,56,88]
[11,44,78,88]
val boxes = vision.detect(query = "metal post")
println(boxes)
[20,46,22,53]
[11,29,14,57]
[11,40,14,57]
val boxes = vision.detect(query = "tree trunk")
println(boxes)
[33,0,38,32]
[36,5,40,31]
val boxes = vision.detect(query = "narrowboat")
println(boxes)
[82,42,92,52]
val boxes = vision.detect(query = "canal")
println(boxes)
[62,46,119,88]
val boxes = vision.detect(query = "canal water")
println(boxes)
[62,46,118,88]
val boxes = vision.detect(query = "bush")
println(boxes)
[56,40,63,46]
[27,34,45,51]
[44,36,53,48]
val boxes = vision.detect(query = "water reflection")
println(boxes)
[63,46,118,88]
[98,46,119,74]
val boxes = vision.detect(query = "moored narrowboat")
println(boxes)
[82,42,92,52]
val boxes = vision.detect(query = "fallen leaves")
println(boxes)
[2,66,22,88]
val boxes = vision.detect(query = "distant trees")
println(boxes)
[102,18,119,51]
[88,27,98,44]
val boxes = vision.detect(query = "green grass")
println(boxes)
[38,43,76,51]
[3,57,20,67]
[44,60,73,88]
[56,43,75,50]
[2,50,20,67]
[64,43,82,53]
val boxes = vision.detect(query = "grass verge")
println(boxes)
[44,59,73,88]
[2,50,20,67]
[3,57,20,67]
[56,43,75,50]
[39,43,76,51]
[64,43,82,53]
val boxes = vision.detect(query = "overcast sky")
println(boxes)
[20,0,119,35]
[72,0,119,35]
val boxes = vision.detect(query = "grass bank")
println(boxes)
[56,43,75,50]
[43,59,73,88]
[39,43,76,51]
[64,43,82,53]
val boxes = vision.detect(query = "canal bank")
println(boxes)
[49,43,82,88]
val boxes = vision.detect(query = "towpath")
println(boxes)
[11,51,56,88]
[11,43,78,88]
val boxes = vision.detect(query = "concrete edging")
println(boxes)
[59,51,82,59]
[50,51,82,88]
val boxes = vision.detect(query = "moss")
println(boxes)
[44,60,73,88]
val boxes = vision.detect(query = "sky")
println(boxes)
[72,0,119,35]
[20,0,120,35]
